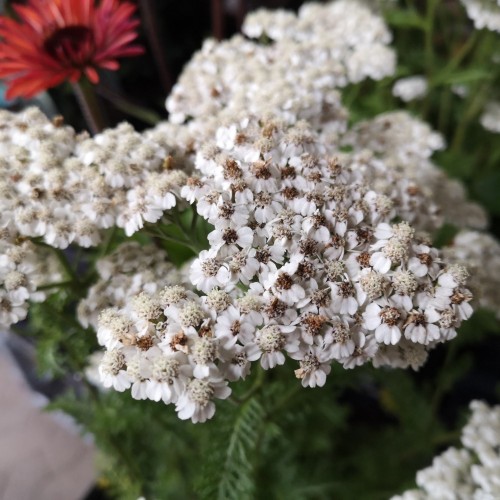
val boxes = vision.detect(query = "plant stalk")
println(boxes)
[96,84,162,126]
[211,0,224,40]
[139,0,173,93]
[72,79,108,134]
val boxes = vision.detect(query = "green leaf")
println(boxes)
[433,223,459,248]
[458,309,500,344]
[435,149,476,179]
[432,68,492,86]
[473,171,500,215]
[195,397,265,500]
[385,9,427,30]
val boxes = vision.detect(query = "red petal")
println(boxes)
[5,71,66,99]
[98,60,119,70]
[85,66,99,83]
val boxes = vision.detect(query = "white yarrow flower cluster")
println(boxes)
[479,101,500,133]
[342,112,488,230]
[392,400,500,500]
[96,118,475,422]
[0,108,190,329]
[460,0,500,32]
[0,107,188,247]
[188,118,474,369]
[167,0,395,130]
[443,230,500,319]
[97,286,233,423]
[0,236,63,328]
[341,111,445,163]
[77,242,191,331]
[392,76,428,102]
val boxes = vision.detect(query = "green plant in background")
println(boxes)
[0,1,500,499]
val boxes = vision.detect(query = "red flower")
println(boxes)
[0,0,143,99]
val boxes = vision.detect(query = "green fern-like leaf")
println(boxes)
[196,397,265,500]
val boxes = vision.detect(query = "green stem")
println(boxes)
[151,225,201,254]
[99,226,118,259]
[443,31,478,76]
[438,86,453,136]
[160,211,207,253]
[53,248,79,283]
[344,84,362,111]
[272,385,301,414]
[451,83,488,152]
[163,235,199,254]
[37,280,74,291]
[72,79,108,134]
[434,32,479,133]
[96,85,162,126]
[32,239,79,284]
[170,211,190,234]
[424,0,438,73]
[422,0,439,118]
[237,366,266,404]
[190,210,198,232]
[428,341,459,424]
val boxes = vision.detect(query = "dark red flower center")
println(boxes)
[43,25,95,67]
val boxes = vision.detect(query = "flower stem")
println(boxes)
[190,210,198,232]
[451,83,488,152]
[437,87,453,135]
[157,222,205,254]
[54,249,78,281]
[72,79,108,134]
[31,238,80,284]
[422,0,439,118]
[96,84,162,126]
[444,30,478,75]
[98,226,118,259]
[155,230,200,254]
[139,0,173,93]
[211,0,224,40]
[37,280,74,291]
[239,366,266,403]
[235,0,248,30]
[424,0,438,72]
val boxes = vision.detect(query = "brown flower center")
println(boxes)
[338,282,354,298]
[222,228,238,244]
[263,297,287,319]
[275,272,293,290]
[418,253,432,266]
[302,314,327,335]
[136,335,154,351]
[356,252,371,268]
[380,307,401,326]
[44,26,94,67]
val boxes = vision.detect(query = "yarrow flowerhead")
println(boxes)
[0,0,143,99]
[480,101,500,133]
[167,0,395,130]
[92,116,476,423]
[460,0,500,32]
[0,108,189,252]
[392,401,500,500]
[392,76,428,102]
